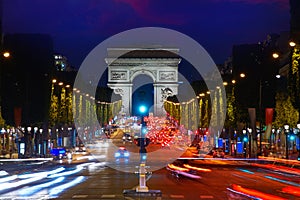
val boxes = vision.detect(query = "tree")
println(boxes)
[274,92,299,128]
[225,86,236,128]
[288,47,300,120]
[0,107,5,128]
[66,90,73,123]
[49,84,58,127]
[58,87,67,123]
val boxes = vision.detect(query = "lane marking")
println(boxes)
[200,195,214,199]
[170,194,185,198]
[72,194,88,198]
[101,194,116,198]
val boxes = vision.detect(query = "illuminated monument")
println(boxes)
[106,48,181,116]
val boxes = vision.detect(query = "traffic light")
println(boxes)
[243,137,248,142]
[139,105,147,114]
[135,138,151,147]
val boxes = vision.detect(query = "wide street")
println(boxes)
[0,129,300,200]
[1,157,300,200]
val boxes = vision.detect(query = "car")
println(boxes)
[50,147,67,160]
[114,146,130,158]
[75,143,86,152]
[122,133,132,142]
[213,148,225,158]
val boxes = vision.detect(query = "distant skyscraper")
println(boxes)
[54,53,68,71]
[0,0,3,43]
[2,33,54,126]
[290,0,300,39]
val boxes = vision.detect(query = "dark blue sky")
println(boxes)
[3,0,290,67]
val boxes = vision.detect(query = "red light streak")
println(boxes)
[183,164,212,172]
[231,184,287,200]
[281,186,300,197]
[167,164,189,172]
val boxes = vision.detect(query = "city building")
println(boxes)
[1,33,55,126]
[54,53,67,71]
[231,35,281,117]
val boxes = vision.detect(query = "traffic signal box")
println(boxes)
[135,137,151,153]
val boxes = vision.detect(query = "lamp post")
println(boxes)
[248,128,252,158]
[242,129,247,158]
[297,123,300,160]
[284,124,289,159]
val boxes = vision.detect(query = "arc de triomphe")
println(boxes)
[106,48,181,116]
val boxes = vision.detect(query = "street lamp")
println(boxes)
[272,52,279,59]
[289,41,296,47]
[242,129,247,158]
[3,51,10,58]
[297,123,300,160]
[284,124,289,159]
[248,128,252,158]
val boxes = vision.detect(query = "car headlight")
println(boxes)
[115,152,121,157]
[82,147,86,151]
[124,152,130,157]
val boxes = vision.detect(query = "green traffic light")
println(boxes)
[139,105,147,113]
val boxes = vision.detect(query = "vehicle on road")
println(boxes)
[50,147,67,160]
[122,133,132,142]
[75,143,86,152]
[114,146,130,159]
[213,148,225,158]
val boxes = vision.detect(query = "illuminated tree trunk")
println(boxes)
[78,95,83,127]
[49,84,58,127]
[66,90,73,124]
[72,93,77,121]
[85,99,90,125]
[59,87,67,124]
[198,98,203,128]
[203,99,209,128]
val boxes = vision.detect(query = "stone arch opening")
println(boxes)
[106,48,181,116]
[131,74,154,116]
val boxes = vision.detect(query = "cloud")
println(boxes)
[112,0,185,25]
[212,0,289,7]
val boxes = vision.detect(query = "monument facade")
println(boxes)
[106,48,181,116]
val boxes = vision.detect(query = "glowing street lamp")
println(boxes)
[3,51,10,58]
[272,52,279,59]
[284,124,289,159]
[240,73,246,78]
[289,41,296,47]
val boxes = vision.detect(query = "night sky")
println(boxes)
[3,0,290,67]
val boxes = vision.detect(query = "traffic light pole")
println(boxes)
[123,116,162,198]
[136,118,148,192]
